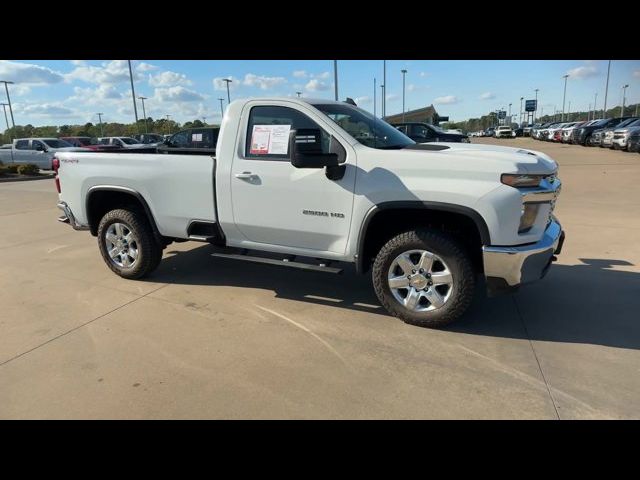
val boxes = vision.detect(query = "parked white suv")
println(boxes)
[494,126,513,138]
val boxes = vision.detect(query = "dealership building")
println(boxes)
[383,105,447,126]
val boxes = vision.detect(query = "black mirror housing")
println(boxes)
[289,129,339,169]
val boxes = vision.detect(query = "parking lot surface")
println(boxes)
[1,138,639,419]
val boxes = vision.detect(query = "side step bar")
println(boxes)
[210,252,343,274]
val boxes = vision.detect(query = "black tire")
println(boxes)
[97,208,162,279]
[372,229,475,328]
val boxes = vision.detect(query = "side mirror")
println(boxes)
[35,144,45,151]
[289,129,338,169]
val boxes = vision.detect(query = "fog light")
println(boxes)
[519,203,540,233]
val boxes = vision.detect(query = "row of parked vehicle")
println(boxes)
[0,127,220,170]
[529,117,640,152]
[469,126,525,138]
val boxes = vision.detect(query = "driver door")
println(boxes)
[230,103,356,254]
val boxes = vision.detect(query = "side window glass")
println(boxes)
[31,140,45,150]
[170,130,190,148]
[245,105,330,159]
[15,140,29,150]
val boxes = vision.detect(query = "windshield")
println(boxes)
[616,118,638,128]
[314,103,415,149]
[120,137,141,145]
[43,139,73,148]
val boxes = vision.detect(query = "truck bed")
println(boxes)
[56,152,217,239]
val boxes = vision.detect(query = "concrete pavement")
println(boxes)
[0,138,638,419]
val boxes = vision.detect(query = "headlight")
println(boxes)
[501,173,545,187]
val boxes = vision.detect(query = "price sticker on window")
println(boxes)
[249,125,291,155]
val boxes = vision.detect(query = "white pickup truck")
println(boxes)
[0,138,90,170]
[54,97,564,328]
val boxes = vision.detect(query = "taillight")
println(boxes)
[52,157,61,193]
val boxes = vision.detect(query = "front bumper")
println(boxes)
[482,218,564,296]
[57,201,89,231]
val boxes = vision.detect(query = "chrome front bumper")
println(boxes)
[57,201,89,231]
[482,218,564,296]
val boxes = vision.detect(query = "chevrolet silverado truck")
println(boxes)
[54,97,565,328]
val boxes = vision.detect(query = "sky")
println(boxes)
[0,59,639,128]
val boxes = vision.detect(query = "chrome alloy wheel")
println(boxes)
[105,222,139,269]
[387,249,453,312]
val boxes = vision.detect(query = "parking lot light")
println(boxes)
[603,61,611,119]
[138,96,148,133]
[561,74,569,122]
[223,79,232,104]
[0,80,16,129]
[621,84,629,117]
[401,69,407,122]
[218,98,225,120]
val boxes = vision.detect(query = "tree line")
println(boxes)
[0,118,219,145]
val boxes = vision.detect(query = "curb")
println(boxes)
[0,174,55,184]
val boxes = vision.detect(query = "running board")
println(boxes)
[210,252,343,274]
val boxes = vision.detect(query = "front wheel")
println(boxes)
[97,208,162,279]
[372,229,476,328]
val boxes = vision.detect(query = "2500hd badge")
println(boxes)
[303,210,345,218]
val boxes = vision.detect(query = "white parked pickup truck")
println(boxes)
[0,138,90,170]
[54,97,565,328]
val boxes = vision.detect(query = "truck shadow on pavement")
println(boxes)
[149,247,640,350]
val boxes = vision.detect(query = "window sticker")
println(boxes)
[249,124,291,155]
[192,133,203,142]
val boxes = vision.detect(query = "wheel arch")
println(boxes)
[85,185,162,242]
[355,201,491,274]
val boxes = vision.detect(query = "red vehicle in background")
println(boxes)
[60,137,122,152]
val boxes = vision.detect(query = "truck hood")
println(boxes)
[403,142,557,174]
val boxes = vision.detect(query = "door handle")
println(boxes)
[234,172,255,179]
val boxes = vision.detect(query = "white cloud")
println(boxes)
[137,62,158,72]
[66,60,133,84]
[68,85,124,105]
[355,96,372,105]
[567,62,598,79]
[16,102,75,117]
[419,72,430,77]
[305,79,330,92]
[479,92,495,100]
[213,76,240,91]
[434,95,458,105]
[242,73,287,90]
[293,70,307,78]
[633,70,640,78]
[0,60,64,85]
[313,71,331,80]
[154,86,205,102]
[386,93,399,102]
[70,60,87,66]
[149,71,192,87]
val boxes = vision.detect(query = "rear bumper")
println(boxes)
[482,218,564,296]
[57,201,89,231]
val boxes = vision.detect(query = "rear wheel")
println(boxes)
[372,229,475,328]
[97,208,162,279]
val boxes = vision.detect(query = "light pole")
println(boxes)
[0,80,16,129]
[1,103,10,140]
[296,91,302,97]
[218,98,225,121]
[508,103,512,125]
[593,92,598,120]
[567,101,571,121]
[138,96,148,133]
[333,60,338,101]
[587,103,591,121]
[223,78,232,104]
[97,112,104,137]
[561,74,569,122]
[534,88,539,122]
[401,69,407,122]
[603,60,611,119]
[383,60,386,118]
[520,97,523,124]
[127,61,139,132]
[373,78,377,118]
[380,84,385,119]
[165,114,171,134]
[621,84,629,117]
